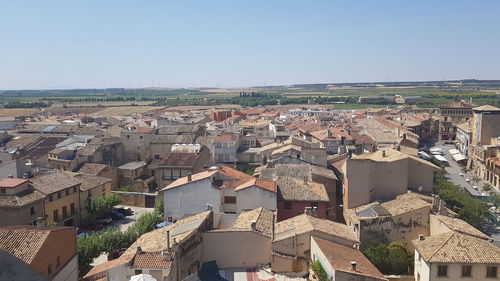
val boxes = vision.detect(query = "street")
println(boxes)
[89,205,154,267]
[428,142,500,243]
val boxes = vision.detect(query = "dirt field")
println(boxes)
[51,101,156,107]
[164,104,242,111]
[96,106,165,116]
[0,108,40,116]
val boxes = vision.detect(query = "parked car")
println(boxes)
[113,207,134,216]
[109,211,125,220]
[81,224,104,231]
[95,216,112,224]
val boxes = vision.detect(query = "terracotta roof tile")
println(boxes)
[131,251,174,269]
[0,178,29,188]
[413,232,500,264]
[313,236,387,280]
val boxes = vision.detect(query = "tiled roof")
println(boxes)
[0,178,28,188]
[352,148,441,169]
[162,170,218,190]
[158,152,201,167]
[432,214,490,240]
[276,177,329,202]
[275,214,357,243]
[78,163,109,175]
[473,105,500,111]
[214,134,238,142]
[259,164,337,181]
[231,207,275,237]
[218,166,255,180]
[150,134,196,144]
[440,100,476,109]
[413,232,500,264]
[0,187,45,207]
[234,179,277,193]
[72,174,111,191]
[380,192,431,216]
[157,125,201,135]
[31,171,81,195]
[313,237,387,280]
[0,226,73,264]
[131,251,174,269]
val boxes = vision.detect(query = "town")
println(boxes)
[0,96,499,281]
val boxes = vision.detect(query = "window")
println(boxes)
[155,154,160,159]
[56,256,60,268]
[53,209,59,221]
[73,186,77,193]
[167,217,173,222]
[66,189,69,196]
[127,135,130,139]
[437,265,448,277]
[284,201,292,210]
[224,196,236,204]
[70,203,75,215]
[57,192,61,199]
[0,189,5,194]
[140,136,143,139]
[135,270,142,275]
[48,264,52,275]
[487,266,498,278]
[30,206,35,215]
[62,206,67,218]
[88,191,92,198]
[461,265,472,277]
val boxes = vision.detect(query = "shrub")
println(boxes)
[312,260,328,281]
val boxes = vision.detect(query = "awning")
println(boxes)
[434,155,448,162]
[452,153,466,162]
[449,149,460,155]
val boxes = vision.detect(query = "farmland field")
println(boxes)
[96,106,165,116]
[0,108,40,116]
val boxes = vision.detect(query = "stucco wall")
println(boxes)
[164,178,220,221]
[0,200,44,226]
[235,186,277,213]
[358,206,430,251]
[202,231,271,268]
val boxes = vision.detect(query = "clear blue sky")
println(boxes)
[1,1,499,89]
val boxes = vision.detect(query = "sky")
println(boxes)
[1,1,499,90]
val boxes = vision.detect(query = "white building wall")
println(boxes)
[235,186,277,213]
[163,178,221,221]
[52,255,78,281]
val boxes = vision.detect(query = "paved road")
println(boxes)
[89,205,154,267]
[428,142,500,241]
[429,142,496,196]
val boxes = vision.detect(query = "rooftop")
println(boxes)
[0,226,74,264]
[275,214,357,243]
[118,161,147,170]
[432,214,490,240]
[0,178,29,188]
[312,236,387,281]
[158,152,201,168]
[78,163,109,175]
[31,171,81,195]
[413,232,500,264]
[275,177,328,202]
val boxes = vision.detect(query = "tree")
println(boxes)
[363,241,390,274]
[312,261,328,281]
[472,176,481,186]
[86,194,122,219]
[154,198,164,217]
[363,241,413,275]
[387,242,413,275]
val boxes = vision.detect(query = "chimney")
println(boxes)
[397,145,401,151]
[351,261,357,271]
[187,174,192,182]
[7,174,13,178]
[382,150,386,157]
[136,246,142,253]
[419,234,425,241]
[251,220,257,229]
[166,230,170,252]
